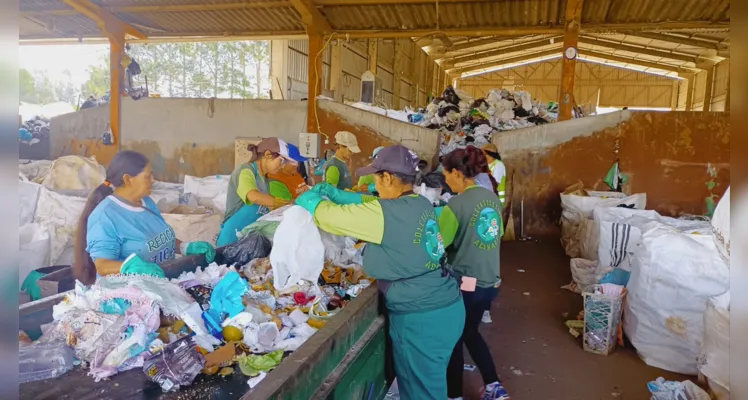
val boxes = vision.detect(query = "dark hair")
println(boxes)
[484,149,501,161]
[375,170,419,186]
[442,146,498,194]
[73,150,150,284]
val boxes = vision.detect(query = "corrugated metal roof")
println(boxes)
[20,0,729,40]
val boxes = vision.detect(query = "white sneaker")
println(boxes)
[482,310,493,323]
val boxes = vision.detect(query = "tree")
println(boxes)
[81,60,110,98]
[19,69,36,102]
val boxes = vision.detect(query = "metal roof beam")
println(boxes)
[578,49,695,73]
[316,0,480,4]
[623,32,729,50]
[453,47,563,75]
[61,0,146,39]
[290,0,333,35]
[579,36,699,64]
[442,36,563,67]
[21,1,292,16]
[447,36,520,53]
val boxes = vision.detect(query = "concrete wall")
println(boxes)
[51,97,308,182]
[497,110,730,234]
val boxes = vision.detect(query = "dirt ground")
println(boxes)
[461,238,692,400]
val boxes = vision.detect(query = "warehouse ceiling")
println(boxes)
[21,0,729,75]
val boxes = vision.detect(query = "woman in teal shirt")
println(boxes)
[296,145,465,399]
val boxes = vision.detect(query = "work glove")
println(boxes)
[320,186,365,205]
[21,270,46,301]
[367,183,377,193]
[120,254,166,278]
[310,183,335,196]
[180,241,216,263]
[295,190,325,215]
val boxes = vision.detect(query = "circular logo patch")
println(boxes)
[476,207,500,244]
[423,218,445,263]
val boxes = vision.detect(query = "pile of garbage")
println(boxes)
[19,116,51,145]
[19,206,372,392]
[412,86,558,155]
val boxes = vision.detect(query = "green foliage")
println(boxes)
[19,68,79,106]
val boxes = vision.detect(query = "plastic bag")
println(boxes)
[699,291,730,398]
[223,232,272,266]
[19,181,42,226]
[39,155,105,190]
[19,223,51,287]
[711,186,730,265]
[270,206,325,291]
[209,271,249,320]
[142,336,205,392]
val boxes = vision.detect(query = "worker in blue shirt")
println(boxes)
[73,150,215,284]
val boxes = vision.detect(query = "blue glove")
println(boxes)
[367,183,377,193]
[296,190,325,214]
[311,183,335,196]
[120,254,166,278]
[321,185,364,205]
[182,241,216,263]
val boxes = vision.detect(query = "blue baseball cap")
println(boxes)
[287,143,307,163]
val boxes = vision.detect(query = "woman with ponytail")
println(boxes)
[440,146,509,400]
[217,137,297,246]
[74,151,216,285]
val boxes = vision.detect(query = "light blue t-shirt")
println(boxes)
[87,196,176,264]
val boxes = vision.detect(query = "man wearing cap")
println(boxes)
[323,131,361,190]
[268,143,309,201]
[482,143,507,206]
[217,137,297,246]
[352,146,384,193]
[295,145,465,400]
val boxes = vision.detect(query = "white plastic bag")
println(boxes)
[183,175,230,213]
[270,206,325,291]
[19,223,51,286]
[19,181,42,226]
[34,187,87,265]
[624,222,729,375]
[163,212,222,244]
[699,291,730,399]
[711,186,730,265]
[562,258,597,294]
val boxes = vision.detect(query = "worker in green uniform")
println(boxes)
[296,145,465,400]
[439,146,509,400]
[217,138,296,246]
[352,146,384,193]
[322,131,360,190]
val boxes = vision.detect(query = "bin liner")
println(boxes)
[222,232,272,266]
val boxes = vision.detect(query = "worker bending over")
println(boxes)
[440,146,509,400]
[322,131,360,190]
[296,145,465,399]
[74,151,215,284]
[217,138,297,246]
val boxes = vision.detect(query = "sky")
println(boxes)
[19,44,109,87]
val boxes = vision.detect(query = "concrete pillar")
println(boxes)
[270,40,289,100]
[558,0,583,121]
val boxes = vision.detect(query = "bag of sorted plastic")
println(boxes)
[143,336,205,392]
[222,232,273,266]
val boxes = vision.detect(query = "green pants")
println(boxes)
[389,300,465,400]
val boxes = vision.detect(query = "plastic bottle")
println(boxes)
[19,341,75,383]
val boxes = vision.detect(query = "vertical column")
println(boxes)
[670,80,680,111]
[725,76,730,112]
[680,72,695,111]
[368,39,378,74]
[108,34,124,146]
[393,39,403,110]
[307,34,324,133]
[700,62,716,112]
[558,0,583,121]
[270,39,290,100]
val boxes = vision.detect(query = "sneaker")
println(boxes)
[480,381,510,400]
[482,310,493,324]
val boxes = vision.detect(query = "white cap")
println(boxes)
[335,131,361,154]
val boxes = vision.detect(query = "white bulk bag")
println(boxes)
[183,175,230,214]
[19,181,43,226]
[562,258,597,294]
[163,211,223,244]
[39,155,105,190]
[19,223,51,286]
[270,206,325,292]
[699,292,730,399]
[593,208,661,276]
[624,222,729,375]
[34,187,87,265]
[711,187,730,265]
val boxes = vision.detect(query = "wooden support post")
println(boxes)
[725,76,730,112]
[699,61,716,112]
[368,39,378,74]
[558,0,583,121]
[109,35,124,145]
[307,34,324,133]
[670,80,680,110]
[392,39,403,109]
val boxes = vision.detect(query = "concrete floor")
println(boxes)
[461,239,691,400]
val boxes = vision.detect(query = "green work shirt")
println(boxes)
[439,185,503,288]
[324,156,353,190]
[312,194,461,314]
[224,162,268,223]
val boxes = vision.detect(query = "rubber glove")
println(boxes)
[367,183,377,193]
[21,270,46,301]
[120,254,166,278]
[181,241,216,263]
[311,183,335,197]
[295,190,325,215]
[323,186,365,205]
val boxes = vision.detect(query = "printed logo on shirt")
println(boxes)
[469,200,501,250]
[147,228,175,263]
[414,209,445,270]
